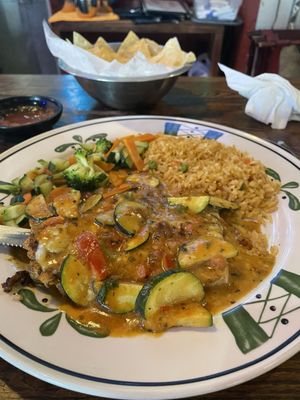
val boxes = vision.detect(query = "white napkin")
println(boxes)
[218,63,300,129]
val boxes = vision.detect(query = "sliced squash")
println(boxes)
[167,196,209,214]
[144,302,212,332]
[97,279,142,314]
[80,193,102,213]
[114,200,147,236]
[178,238,238,269]
[26,194,53,220]
[135,270,205,320]
[95,209,115,226]
[60,255,92,306]
[52,188,81,218]
[125,228,150,251]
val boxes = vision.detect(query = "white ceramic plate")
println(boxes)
[0,116,299,399]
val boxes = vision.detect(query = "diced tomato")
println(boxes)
[162,254,175,270]
[75,232,108,280]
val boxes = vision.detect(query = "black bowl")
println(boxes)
[0,96,63,135]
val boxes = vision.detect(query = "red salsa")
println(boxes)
[0,105,54,127]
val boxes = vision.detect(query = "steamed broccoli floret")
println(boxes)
[95,138,112,154]
[63,149,108,191]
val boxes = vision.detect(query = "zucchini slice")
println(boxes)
[114,200,147,236]
[144,302,212,332]
[125,228,150,251]
[127,174,160,188]
[34,174,48,187]
[39,181,53,197]
[19,174,34,193]
[167,196,209,214]
[52,188,81,218]
[95,209,115,226]
[97,279,142,314]
[178,238,238,269]
[2,204,26,222]
[48,158,69,173]
[0,181,20,195]
[80,193,102,213]
[60,255,92,306]
[26,194,53,220]
[135,270,205,320]
[209,196,238,210]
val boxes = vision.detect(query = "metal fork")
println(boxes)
[0,225,31,248]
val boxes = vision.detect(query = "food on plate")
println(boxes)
[73,30,196,67]
[0,133,280,336]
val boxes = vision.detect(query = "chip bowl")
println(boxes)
[58,58,192,110]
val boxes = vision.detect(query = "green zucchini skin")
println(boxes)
[167,196,210,214]
[60,255,92,306]
[125,228,150,251]
[95,210,115,226]
[135,270,205,320]
[2,204,26,222]
[97,279,142,314]
[114,200,147,236]
[143,302,213,331]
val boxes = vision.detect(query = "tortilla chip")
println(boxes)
[73,32,93,50]
[91,37,116,61]
[117,31,139,57]
[131,38,152,59]
[144,38,162,57]
[88,47,116,62]
[95,37,113,51]
[151,37,196,68]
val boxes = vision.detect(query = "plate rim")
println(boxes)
[0,115,299,399]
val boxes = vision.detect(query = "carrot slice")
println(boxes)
[22,192,32,205]
[105,138,121,158]
[103,183,131,199]
[123,138,144,171]
[96,160,115,172]
[135,133,157,142]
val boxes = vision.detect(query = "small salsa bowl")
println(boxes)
[0,96,63,135]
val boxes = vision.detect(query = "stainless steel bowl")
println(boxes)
[58,56,192,110]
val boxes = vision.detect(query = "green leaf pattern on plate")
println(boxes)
[39,313,62,336]
[265,168,281,181]
[55,143,77,153]
[282,190,300,211]
[223,269,300,353]
[85,133,107,142]
[18,289,57,312]
[17,289,107,338]
[72,135,83,143]
[266,167,300,211]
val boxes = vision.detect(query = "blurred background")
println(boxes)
[0,0,299,77]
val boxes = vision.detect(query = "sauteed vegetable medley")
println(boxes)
[0,133,278,336]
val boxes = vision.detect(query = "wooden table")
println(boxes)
[51,19,225,76]
[0,75,299,399]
